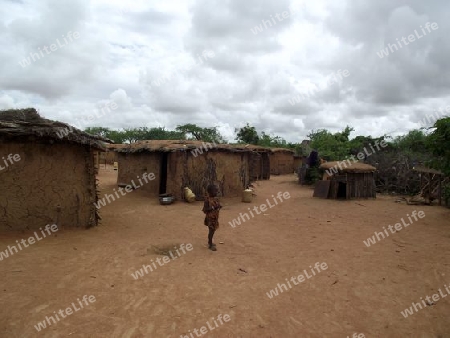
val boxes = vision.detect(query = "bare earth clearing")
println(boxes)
[1,168,450,337]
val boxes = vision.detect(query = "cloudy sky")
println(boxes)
[1,0,449,142]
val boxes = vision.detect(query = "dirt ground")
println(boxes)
[1,168,450,338]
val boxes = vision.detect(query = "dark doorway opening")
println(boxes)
[261,153,270,179]
[159,152,168,194]
[337,182,347,199]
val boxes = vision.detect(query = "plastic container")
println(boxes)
[184,187,196,202]
[242,189,252,203]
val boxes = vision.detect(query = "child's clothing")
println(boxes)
[202,194,222,250]
[202,195,221,230]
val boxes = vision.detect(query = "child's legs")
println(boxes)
[208,227,215,245]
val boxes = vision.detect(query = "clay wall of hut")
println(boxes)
[116,149,250,200]
[0,108,108,230]
[270,150,294,175]
[0,142,98,230]
[166,151,250,199]
[293,155,303,172]
[116,152,161,193]
[99,150,117,165]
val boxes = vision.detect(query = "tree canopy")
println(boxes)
[235,123,259,144]
[175,124,226,143]
[427,117,450,175]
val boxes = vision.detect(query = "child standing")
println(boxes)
[202,184,222,251]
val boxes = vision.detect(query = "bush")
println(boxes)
[304,167,321,185]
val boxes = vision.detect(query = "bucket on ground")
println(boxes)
[242,189,252,203]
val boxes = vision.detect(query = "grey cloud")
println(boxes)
[2,0,450,142]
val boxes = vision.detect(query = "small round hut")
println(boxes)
[314,161,376,199]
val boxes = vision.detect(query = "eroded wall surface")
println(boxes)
[167,151,249,199]
[270,152,294,175]
[0,142,97,230]
[116,152,161,193]
[116,151,249,200]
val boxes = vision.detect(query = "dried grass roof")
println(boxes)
[413,166,443,175]
[0,108,111,150]
[271,147,295,154]
[320,161,376,173]
[110,140,273,153]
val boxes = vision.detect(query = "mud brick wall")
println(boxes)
[116,152,160,194]
[99,150,117,165]
[270,152,294,175]
[166,151,249,200]
[116,151,250,200]
[293,156,303,172]
[0,142,97,230]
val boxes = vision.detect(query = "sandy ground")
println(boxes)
[1,168,450,338]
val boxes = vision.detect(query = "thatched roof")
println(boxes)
[320,161,376,173]
[271,147,295,154]
[0,108,111,151]
[109,140,273,153]
[413,166,443,175]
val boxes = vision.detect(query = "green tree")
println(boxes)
[235,123,259,144]
[307,129,347,160]
[176,124,226,143]
[258,132,288,148]
[425,118,450,205]
[392,129,428,154]
[106,130,127,143]
[427,117,450,175]
[84,127,126,143]
[122,128,144,143]
[139,127,185,140]
[307,126,388,160]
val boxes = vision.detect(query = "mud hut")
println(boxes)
[97,144,121,168]
[314,161,376,199]
[112,140,271,200]
[0,108,109,230]
[270,148,295,175]
[243,144,271,181]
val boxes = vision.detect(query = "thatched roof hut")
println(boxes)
[319,161,376,174]
[314,160,376,199]
[111,140,272,200]
[0,108,109,148]
[0,108,110,230]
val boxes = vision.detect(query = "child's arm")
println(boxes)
[202,198,211,213]
[213,198,222,210]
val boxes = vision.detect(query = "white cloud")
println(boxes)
[1,0,450,142]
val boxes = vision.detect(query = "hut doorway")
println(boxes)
[261,153,270,179]
[159,152,168,194]
[337,182,347,199]
[249,152,270,181]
